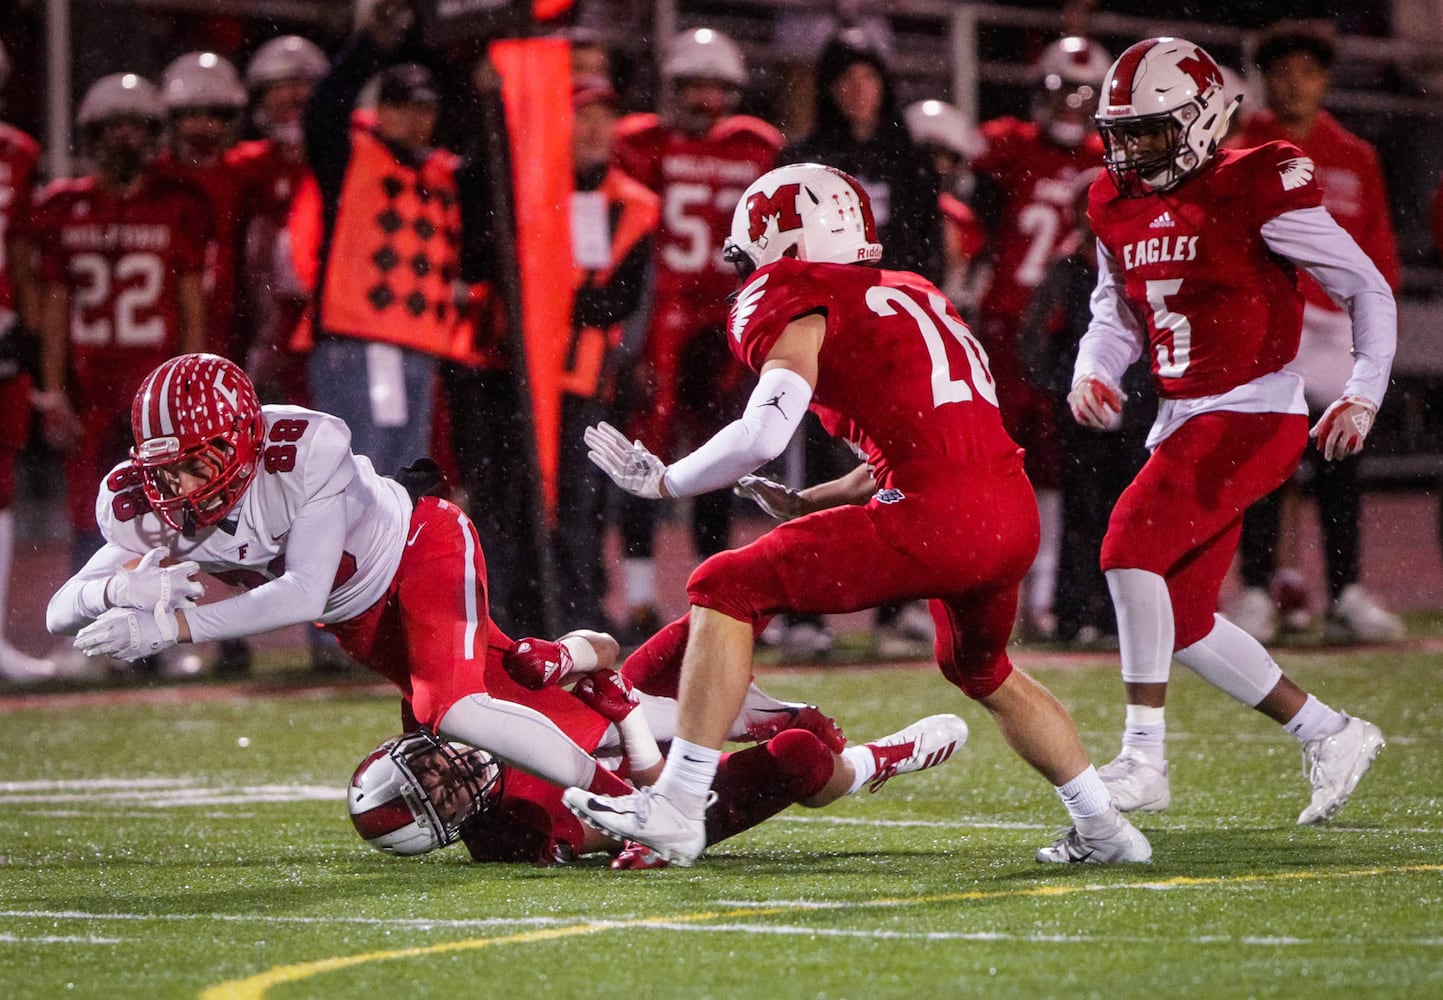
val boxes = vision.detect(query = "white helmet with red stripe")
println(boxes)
[1095,37,1239,196]
[723,163,883,276]
[348,732,503,856]
[130,354,265,534]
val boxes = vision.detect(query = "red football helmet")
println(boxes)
[348,731,503,856]
[130,353,265,534]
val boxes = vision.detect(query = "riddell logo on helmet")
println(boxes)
[746,184,803,241]
[137,436,180,460]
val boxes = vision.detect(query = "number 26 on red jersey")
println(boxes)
[866,286,999,408]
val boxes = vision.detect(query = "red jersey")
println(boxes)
[973,117,1103,321]
[32,172,211,392]
[1235,110,1399,313]
[727,257,1019,485]
[1087,142,1323,399]
[614,113,782,329]
[0,122,41,319]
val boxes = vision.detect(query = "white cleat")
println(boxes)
[1224,586,1277,643]
[0,641,55,683]
[1036,810,1152,864]
[1097,745,1171,812]
[862,713,968,792]
[1322,586,1405,644]
[561,785,709,867]
[1298,713,1385,825]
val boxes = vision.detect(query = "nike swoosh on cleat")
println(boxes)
[582,799,639,818]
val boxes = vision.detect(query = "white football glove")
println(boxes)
[106,547,204,612]
[75,605,180,662]
[733,474,803,521]
[584,422,668,499]
[1067,374,1125,430]
[1311,395,1376,462]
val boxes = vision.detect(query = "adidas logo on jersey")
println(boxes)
[1279,156,1315,191]
[1149,211,1176,229]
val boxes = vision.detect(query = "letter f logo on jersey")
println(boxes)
[746,183,804,241]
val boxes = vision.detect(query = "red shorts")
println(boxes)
[687,463,1039,699]
[1101,411,1307,647]
[0,374,30,509]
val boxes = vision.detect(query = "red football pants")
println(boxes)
[1101,410,1308,648]
[687,465,1039,699]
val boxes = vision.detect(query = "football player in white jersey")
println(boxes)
[46,353,640,802]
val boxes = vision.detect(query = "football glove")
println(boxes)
[571,669,639,723]
[1067,374,1124,430]
[75,605,180,661]
[503,637,575,690]
[106,547,204,613]
[584,422,667,499]
[733,474,804,521]
[1311,395,1376,461]
[610,840,670,870]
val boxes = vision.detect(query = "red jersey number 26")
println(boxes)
[866,287,999,408]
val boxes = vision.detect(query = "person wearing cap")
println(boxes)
[301,0,470,488]
[1224,20,1405,645]
[556,77,660,632]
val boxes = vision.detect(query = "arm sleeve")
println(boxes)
[661,367,813,498]
[183,491,347,643]
[1072,241,1145,389]
[1261,206,1397,406]
[46,543,136,635]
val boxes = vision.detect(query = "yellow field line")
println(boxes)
[201,864,1443,999]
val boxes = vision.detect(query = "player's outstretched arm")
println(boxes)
[47,543,144,635]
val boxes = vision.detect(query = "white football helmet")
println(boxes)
[1035,36,1113,90]
[1095,37,1240,196]
[77,73,165,128]
[1033,36,1111,147]
[724,163,883,275]
[348,732,503,856]
[245,35,328,91]
[904,100,984,160]
[161,52,246,112]
[663,27,746,86]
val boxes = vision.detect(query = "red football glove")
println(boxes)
[1311,395,1376,461]
[502,637,575,690]
[1067,374,1124,430]
[745,704,847,754]
[610,840,669,870]
[571,669,639,723]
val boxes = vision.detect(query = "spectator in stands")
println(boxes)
[1226,20,1405,644]
[556,76,659,630]
[0,39,52,681]
[1017,169,1154,646]
[610,27,783,644]
[302,0,469,485]
[31,73,209,673]
[973,37,1111,641]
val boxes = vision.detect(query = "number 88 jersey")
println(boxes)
[1087,141,1323,399]
[727,257,1021,487]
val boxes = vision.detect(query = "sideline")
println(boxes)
[200,863,1443,999]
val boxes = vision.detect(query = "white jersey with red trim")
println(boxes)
[94,404,410,630]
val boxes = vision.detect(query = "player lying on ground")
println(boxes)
[350,630,967,867]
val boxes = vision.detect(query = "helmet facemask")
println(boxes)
[134,429,259,536]
[1097,108,1195,197]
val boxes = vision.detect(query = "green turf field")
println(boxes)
[2,634,1441,999]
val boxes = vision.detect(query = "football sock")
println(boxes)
[655,738,720,814]
[1055,765,1113,823]
[1284,694,1347,744]
[1122,704,1167,765]
[704,730,834,845]
[840,744,881,795]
